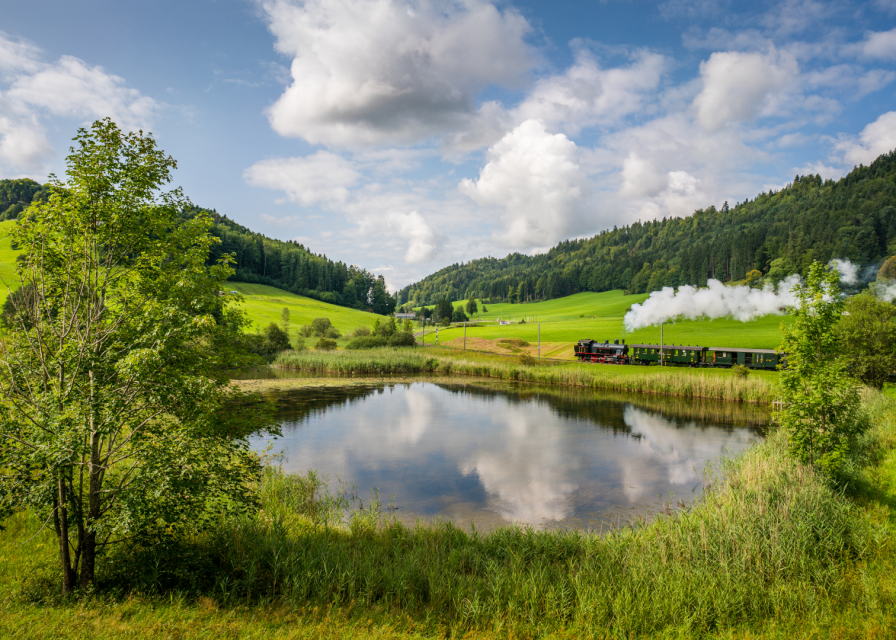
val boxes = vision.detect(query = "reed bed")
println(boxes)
[273,348,778,403]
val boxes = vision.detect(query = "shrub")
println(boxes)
[389,331,417,347]
[352,326,370,337]
[731,364,750,378]
[519,353,536,365]
[298,324,313,338]
[311,317,332,336]
[325,326,342,339]
[292,336,306,352]
[315,338,337,351]
[345,336,388,350]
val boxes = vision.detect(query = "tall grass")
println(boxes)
[100,426,886,637]
[273,348,777,403]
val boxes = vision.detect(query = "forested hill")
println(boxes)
[398,150,896,308]
[0,181,396,315]
[196,207,395,315]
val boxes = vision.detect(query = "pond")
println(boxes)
[251,379,767,531]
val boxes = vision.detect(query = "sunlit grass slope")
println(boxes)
[227,282,388,333]
[0,220,20,305]
[427,290,787,356]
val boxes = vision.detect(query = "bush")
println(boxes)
[731,364,750,378]
[325,326,342,339]
[292,336,306,351]
[315,338,337,351]
[389,331,417,347]
[519,353,536,365]
[298,324,313,338]
[311,317,332,336]
[345,335,388,350]
[352,326,370,337]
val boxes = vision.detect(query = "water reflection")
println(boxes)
[253,381,766,531]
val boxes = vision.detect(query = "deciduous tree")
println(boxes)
[0,119,272,595]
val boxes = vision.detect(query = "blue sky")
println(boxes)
[1,0,895,289]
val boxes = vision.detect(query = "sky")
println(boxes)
[1,0,895,290]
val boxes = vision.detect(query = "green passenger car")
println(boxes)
[706,347,782,369]
[630,344,706,366]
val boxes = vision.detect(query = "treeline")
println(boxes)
[0,179,50,221]
[196,208,396,315]
[398,150,896,307]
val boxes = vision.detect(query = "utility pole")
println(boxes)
[660,322,664,366]
[464,321,467,350]
[538,322,541,358]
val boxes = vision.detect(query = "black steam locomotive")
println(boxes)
[574,339,784,370]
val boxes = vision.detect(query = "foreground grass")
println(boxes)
[3,391,895,638]
[273,347,779,403]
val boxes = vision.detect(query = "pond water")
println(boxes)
[252,380,767,531]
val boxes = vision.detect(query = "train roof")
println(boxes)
[629,344,706,350]
[707,347,779,354]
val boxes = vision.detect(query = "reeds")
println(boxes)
[273,348,778,403]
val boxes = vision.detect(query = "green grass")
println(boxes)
[227,282,388,334]
[273,347,780,403]
[0,220,20,305]
[426,291,787,358]
[3,391,895,639]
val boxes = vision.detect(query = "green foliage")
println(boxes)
[325,325,341,339]
[315,337,337,351]
[0,178,49,221]
[292,335,306,351]
[451,305,468,322]
[837,292,896,389]
[352,325,370,337]
[279,306,290,334]
[731,364,750,378]
[399,152,896,306]
[372,316,396,337]
[388,331,416,347]
[879,255,896,280]
[519,353,536,365]
[298,323,313,337]
[345,335,388,350]
[465,295,478,316]
[310,317,332,336]
[779,262,869,475]
[0,119,273,594]
[0,281,38,329]
[402,318,413,333]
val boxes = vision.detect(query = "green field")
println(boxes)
[227,282,388,334]
[426,291,787,358]
[0,220,20,305]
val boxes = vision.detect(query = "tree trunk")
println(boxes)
[56,476,77,595]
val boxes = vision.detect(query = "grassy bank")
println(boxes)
[273,348,778,403]
[3,391,895,638]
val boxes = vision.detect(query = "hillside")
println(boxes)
[399,150,896,307]
[0,220,385,333]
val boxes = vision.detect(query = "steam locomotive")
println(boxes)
[574,339,784,370]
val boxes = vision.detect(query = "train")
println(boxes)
[573,339,785,370]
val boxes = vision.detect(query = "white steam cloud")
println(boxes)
[829,258,859,284]
[623,277,801,330]
[871,280,896,302]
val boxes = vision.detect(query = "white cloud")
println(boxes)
[620,152,667,198]
[257,0,534,147]
[693,48,799,130]
[0,33,159,178]
[460,120,592,249]
[382,211,443,263]
[513,49,666,134]
[244,151,361,205]
[835,111,896,166]
[849,27,896,60]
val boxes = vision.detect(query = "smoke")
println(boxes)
[623,276,801,330]
[829,259,858,285]
[871,279,896,302]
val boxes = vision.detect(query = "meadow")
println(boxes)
[0,220,21,305]
[420,291,787,359]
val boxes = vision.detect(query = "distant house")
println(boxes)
[395,312,416,320]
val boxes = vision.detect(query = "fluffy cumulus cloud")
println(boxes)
[243,151,360,205]
[693,48,798,130]
[852,27,896,60]
[257,0,533,147]
[514,49,666,134]
[460,120,592,249]
[836,111,896,166]
[382,211,443,263]
[0,32,158,177]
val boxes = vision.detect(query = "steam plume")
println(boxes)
[623,276,801,330]
[829,259,858,284]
